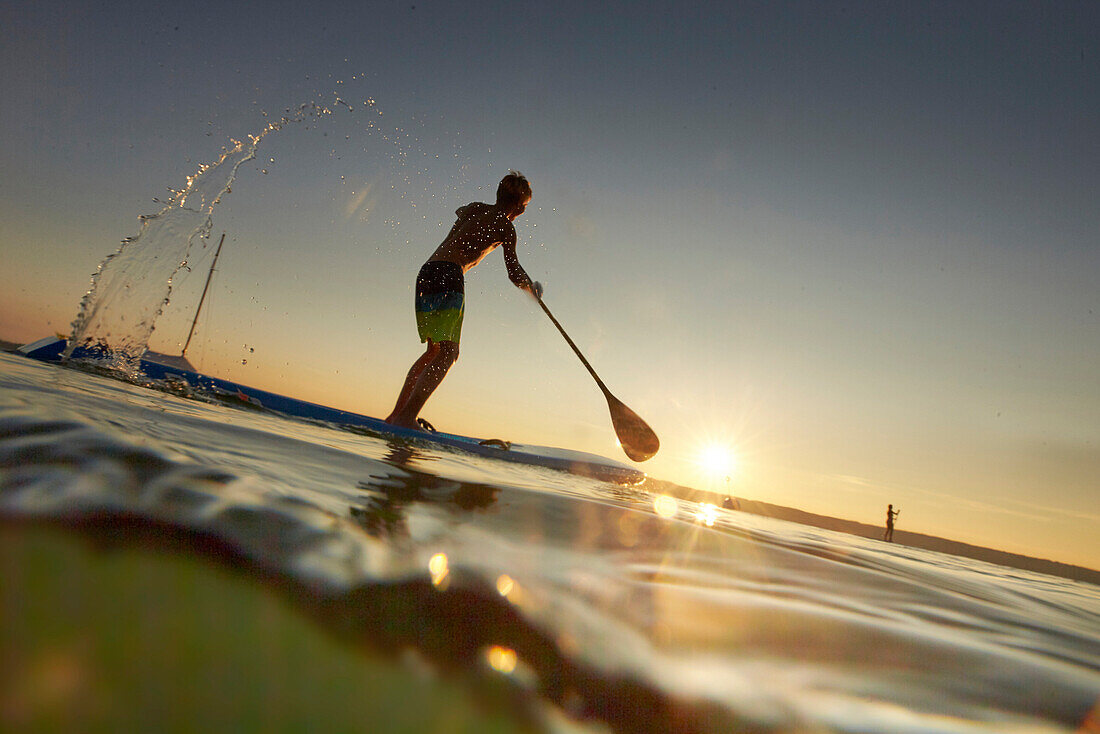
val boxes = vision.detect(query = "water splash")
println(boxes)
[65,100,354,372]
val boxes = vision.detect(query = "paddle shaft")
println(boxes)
[535,296,610,396]
[535,294,660,462]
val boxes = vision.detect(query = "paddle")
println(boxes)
[535,295,660,462]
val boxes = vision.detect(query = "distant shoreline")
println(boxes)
[3,337,1096,585]
[741,497,1100,586]
[652,479,1100,587]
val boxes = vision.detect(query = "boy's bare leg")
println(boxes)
[386,341,459,428]
[386,342,440,423]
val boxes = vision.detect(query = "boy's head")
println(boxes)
[496,171,532,219]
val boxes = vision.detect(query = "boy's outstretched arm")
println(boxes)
[502,240,542,298]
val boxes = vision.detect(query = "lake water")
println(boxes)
[1,351,1098,732]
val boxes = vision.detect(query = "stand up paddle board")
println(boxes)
[18,337,646,485]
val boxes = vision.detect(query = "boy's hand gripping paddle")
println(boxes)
[535,296,659,462]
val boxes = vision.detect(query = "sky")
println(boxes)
[1,1,1097,568]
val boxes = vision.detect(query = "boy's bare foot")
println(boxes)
[384,415,423,431]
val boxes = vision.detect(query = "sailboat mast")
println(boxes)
[181,232,226,358]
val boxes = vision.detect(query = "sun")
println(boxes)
[696,442,736,481]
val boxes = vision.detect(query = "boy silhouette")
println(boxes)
[385,171,541,429]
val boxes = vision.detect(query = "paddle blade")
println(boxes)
[606,394,660,462]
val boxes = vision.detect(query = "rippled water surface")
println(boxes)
[2,352,1098,733]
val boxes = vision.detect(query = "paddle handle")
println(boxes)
[535,296,609,395]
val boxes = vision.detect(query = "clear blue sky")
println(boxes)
[2,1,1097,567]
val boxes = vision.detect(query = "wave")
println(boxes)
[2,355,1098,733]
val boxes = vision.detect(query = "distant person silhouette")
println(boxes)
[883,504,900,542]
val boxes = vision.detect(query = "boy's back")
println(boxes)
[428,202,519,272]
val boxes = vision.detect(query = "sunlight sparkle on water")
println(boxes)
[496,574,515,597]
[429,552,449,588]
[486,645,517,674]
[696,503,719,527]
[654,495,678,519]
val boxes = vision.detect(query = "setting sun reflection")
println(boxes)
[695,503,719,527]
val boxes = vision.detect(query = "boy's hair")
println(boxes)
[496,171,532,211]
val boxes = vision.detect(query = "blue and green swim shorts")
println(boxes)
[414,260,465,344]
